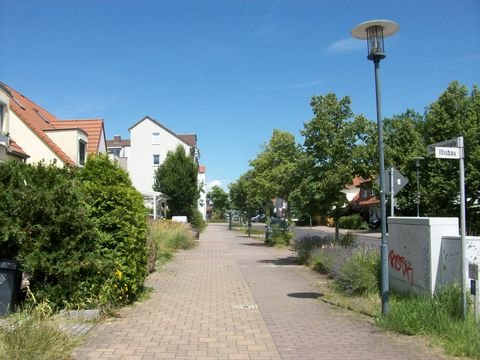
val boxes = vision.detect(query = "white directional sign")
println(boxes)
[435,147,462,159]
[427,137,460,155]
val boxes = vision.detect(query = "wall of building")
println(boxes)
[8,111,64,166]
[45,129,87,164]
[129,118,191,192]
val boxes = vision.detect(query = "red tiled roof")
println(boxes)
[178,134,197,147]
[198,165,206,174]
[55,119,105,155]
[107,135,130,147]
[7,138,29,159]
[345,175,365,189]
[2,82,105,165]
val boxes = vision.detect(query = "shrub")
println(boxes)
[0,161,102,309]
[310,246,355,277]
[292,234,334,264]
[79,155,148,307]
[189,209,206,233]
[338,231,356,247]
[338,214,368,230]
[266,225,293,247]
[334,247,380,295]
[148,220,196,253]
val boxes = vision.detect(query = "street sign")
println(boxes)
[435,147,462,159]
[427,137,460,155]
[375,167,408,195]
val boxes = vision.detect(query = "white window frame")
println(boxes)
[152,132,160,144]
[153,154,160,166]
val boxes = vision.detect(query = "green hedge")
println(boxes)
[338,214,368,230]
[79,155,148,307]
[0,161,101,308]
[0,156,149,309]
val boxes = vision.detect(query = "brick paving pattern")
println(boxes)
[74,224,452,360]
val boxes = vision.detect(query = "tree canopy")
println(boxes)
[207,185,229,219]
[153,145,200,219]
[231,81,479,235]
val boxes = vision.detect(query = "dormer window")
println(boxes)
[79,140,86,166]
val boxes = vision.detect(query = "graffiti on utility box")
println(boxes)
[389,250,414,284]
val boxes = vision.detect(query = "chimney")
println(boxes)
[113,135,121,142]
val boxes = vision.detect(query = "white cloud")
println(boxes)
[327,37,364,53]
[207,180,224,192]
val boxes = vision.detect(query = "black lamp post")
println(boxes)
[352,19,399,316]
[413,157,424,217]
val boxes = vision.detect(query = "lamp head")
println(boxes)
[352,20,399,61]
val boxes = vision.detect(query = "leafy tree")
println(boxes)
[207,185,229,219]
[383,110,426,215]
[298,93,372,239]
[421,81,480,234]
[229,170,263,217]
[153,145,200,219]
[249,129,303,219]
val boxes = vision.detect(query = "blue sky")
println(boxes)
[1,0,479,191]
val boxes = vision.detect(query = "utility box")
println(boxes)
[441,236,480,288]
[0,259,23,316]
[388,217,459,295]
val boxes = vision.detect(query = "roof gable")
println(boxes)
[55,119,105,154]
[129,115,196,148]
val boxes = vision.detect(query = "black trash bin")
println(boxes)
[0,259,22,316]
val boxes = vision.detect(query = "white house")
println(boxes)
[107,115,207,220]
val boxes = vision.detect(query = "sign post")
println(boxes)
[376,168,408,217]
[428,136,467,319]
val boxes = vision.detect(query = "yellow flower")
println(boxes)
[116,269,122,280]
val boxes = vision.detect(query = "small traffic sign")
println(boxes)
[375,167,408,195]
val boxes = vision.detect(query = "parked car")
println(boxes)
[251,214,265,223]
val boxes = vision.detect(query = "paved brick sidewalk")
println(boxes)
[75,224,452,360]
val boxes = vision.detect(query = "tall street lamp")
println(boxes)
[413,156,424,217]
[352,19,399,316]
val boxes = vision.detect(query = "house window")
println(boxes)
[153,154,160,166]
[152,132,160,144]
[0,103,4,133]
[108,148,121,157]
[79,140,87,166]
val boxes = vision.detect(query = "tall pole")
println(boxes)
[374,58,389,315]
[416,160,420,217]
[390,167,395,217]
[459,136,467,319]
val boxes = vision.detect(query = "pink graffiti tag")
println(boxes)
[388,250,414,284]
